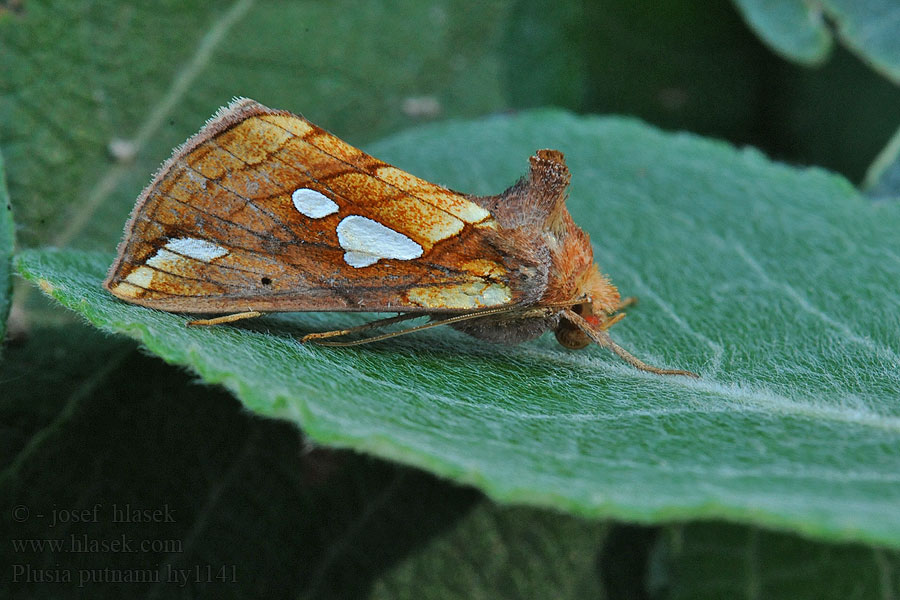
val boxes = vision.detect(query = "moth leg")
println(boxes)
[188,311,263,327]
[562,308,698,377]
[597,312,626,330]
[592,296,635,329]
[299,313,421,343]
[307,306,525,347]
[616,296,638,311]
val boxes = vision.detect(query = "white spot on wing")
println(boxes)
[336,215,423,268]
[146,248,186,271]
[292,188,338,218]
[342,251,380,268]
[123,266,155,288]
[164,237,229,261]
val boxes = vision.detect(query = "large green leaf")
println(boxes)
[0,324,609,599]
[0,149,12,351]
[16,110,900,548]
[732,0,900,83]
[5,329,892,600]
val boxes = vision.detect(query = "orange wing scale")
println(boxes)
[105,99,522,313]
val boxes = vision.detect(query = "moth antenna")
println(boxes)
[562,308,698,377]
[305,306,525,347]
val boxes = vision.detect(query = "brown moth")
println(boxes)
[105,98,696,377]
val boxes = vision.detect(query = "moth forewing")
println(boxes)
[104,98,526,314]
[106,98,696,377]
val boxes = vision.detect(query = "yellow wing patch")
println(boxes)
[404,282,512,310]
[374,166,491,224]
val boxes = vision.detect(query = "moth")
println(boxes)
[105,98,696,377]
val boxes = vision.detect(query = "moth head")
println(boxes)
[554,264,621,350]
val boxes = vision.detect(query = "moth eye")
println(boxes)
[555,319,591,350]
[261,277,272,285]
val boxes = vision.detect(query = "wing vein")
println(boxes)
[263,118,469,222]
[179,158,299,241]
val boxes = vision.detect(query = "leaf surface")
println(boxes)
[16,110,900,548]
[0,329,607,598]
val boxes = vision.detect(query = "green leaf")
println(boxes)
[822,0,900,84]
[730,0,832,65]
[658,523,900,599]
[16,110,900,548]
[863,124,900,197]
[1,326,608,598]
[0,149,12,351]
[732,0,900,83]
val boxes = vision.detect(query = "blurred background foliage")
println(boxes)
[1,0,898,598]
